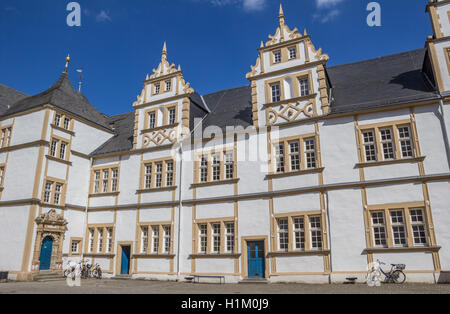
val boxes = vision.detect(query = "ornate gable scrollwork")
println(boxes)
[265,5,302,47]
[267,100,317,126]
[143,127,178,148]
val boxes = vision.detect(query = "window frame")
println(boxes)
[48,135,70,161]
[358,121,418,163]
[90,166,120,195]
[140,158,175,190]
[367,203,431,249]
[271,134,319,174]
[85,225,115,254]
[194,148,237,184]
[274,211,326,253]
[194,219,236,255]
[137,223,172,255]
[42,178,65,205]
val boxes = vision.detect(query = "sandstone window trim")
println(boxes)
[48,135,71,162]
[357,120,419,164]
[271,134,320,175]
[85,225,115,254]
[367,202,431,249]
[41,177,66,206]
[52,111,74,132]
[273,211,325,253]
[90,165,121,195]
[140,158,176,191]
[69,238,83,257]
[137,222,173,255]
[194,148,237,185]
[0,126,12,148]
[194,218,236,255]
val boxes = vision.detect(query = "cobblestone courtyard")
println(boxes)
[0,279,449,294]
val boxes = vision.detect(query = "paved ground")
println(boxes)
[0,279,449,294]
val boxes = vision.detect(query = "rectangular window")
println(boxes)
[54,114,62,127]
[225,152,234,180]
[304,138,317,169]
[166,80,172,92]
[271,84,281,103]
[293,217,305,250]
[89,229,95,253]
[111,168,118,192]
[278,218,289,251]
[398,126,414,158]
[63,117,71,130]
[106,228,113,253]
[71,241,79,254]
[166,162,174,186]
[102,170,109,193]
[168,107,176,125]
[0,128,11,148]
[363,130,377,162]
[59,142,67,160]
[299,78,310,97]
[155,83,160,95]
[212,154,221,181]
[410,209,428,246]
[44,182,53,203]
[54,183,62,205]
[94,171,100,193]
[225,223,235,253]
[152,226,159,254]
[97,228,104,253]
[144,164,152,189]
[212,223,221,253]
[163,226,171,253]
[155,163,163,188]
[50,139,58,157]
[289,47,297,59]
[289,141,300,171]
[200,156,208,183]
[371,212,387,247]
[148,112,156,129]
[274,51,281,63]
[0,166,5,187]
[390,210,407,247]
[310,216,323,250]
[275,143,285,173]
[199,224,207,254]
[380,128,395,160]
[141,226,149,253]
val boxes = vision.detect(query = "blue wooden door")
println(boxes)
[39,236,53,271]
[120,246,131,275]
[247,241,265,278]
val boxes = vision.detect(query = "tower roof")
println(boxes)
[2,72,111,130]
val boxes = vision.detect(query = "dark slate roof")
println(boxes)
[1,72,111,130]
[200,85,253,132]
[81,48,441,156]
[0,84,28,115]
[326,48,438,114]
[90,112,135,156]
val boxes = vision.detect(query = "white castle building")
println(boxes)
[1,1,450,283]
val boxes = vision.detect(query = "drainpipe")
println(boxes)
[176,143,183,281]
[80,157,94,263]
[325,191,333,283]
[437,94,450,170]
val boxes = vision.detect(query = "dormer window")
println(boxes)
[155,83,161,95]
[289,47,297,59]
[274,51,282,64]
[165,80,172,92]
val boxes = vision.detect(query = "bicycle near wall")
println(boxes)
[367,259,406,286]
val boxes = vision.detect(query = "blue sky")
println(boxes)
[0,0,432,116]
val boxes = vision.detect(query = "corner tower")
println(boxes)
[426,0,450,93]
[132,43,195,150]
[246,4,330,128]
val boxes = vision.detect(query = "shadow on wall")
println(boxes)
[437,272,450,284]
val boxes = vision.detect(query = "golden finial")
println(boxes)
[279,4,285,25]
[304,29,308,36]
[64,54,71,73]
[162,42,167,61]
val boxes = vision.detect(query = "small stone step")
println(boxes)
[34,272,65,282]
[111,275,131,280]
[238,278,269,284]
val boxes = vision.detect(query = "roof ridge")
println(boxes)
[327,48,425,70]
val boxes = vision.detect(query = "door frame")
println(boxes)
[39,236,54,271]
[115,242,133,276]
[241,236,269,279]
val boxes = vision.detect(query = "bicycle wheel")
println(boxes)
[392,270,406,284]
